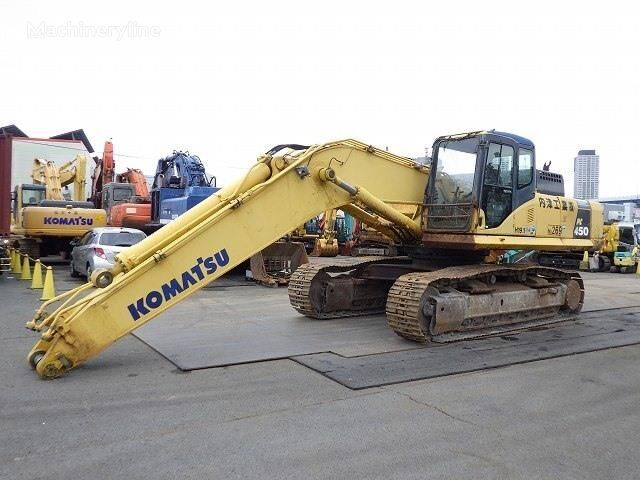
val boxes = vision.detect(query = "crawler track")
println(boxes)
[386,264,584,343]
[288,256,401,319]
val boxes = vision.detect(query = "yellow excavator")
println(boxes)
[310,209,340,256]
[590,222,638,272]
[26,131,605,379]
[11,155,107,258]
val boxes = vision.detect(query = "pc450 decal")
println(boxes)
[573,200,591,239]
[127,248,230,321]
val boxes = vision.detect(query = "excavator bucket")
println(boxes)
[249,241,309,287]
[310,238,339,257]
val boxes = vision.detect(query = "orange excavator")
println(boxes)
[91,141,151,231]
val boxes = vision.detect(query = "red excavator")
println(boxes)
[91,141,151,231]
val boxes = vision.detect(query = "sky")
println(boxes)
[1,0,639,198]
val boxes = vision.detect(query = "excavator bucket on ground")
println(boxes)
[310,237,340,257]
[249,241,309,287]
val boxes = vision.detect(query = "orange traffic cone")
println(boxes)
[40,266,56,300]
[31,260,43,289]
[20,255,32,280]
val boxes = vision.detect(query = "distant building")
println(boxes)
[0,125,97,235]
[573,149,599,200]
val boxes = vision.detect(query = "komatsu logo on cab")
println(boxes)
[43,216,94,226]
[127,248,230,321]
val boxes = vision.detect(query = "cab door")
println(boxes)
[481,142,514,228]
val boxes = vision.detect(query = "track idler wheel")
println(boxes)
[562,279,583,313]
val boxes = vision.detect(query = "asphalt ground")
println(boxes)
[2,267,640,479]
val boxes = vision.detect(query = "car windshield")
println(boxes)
[432,137,478,204]
[99,231,146,247]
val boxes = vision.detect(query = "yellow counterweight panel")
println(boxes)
[20,206,107,237]
[28,140,428,378]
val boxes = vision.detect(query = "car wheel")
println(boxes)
[70,261,80,278]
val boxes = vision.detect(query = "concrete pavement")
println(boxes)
[2,269,640,479]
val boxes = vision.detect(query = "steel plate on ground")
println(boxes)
[131,271,640,377]
[132,284,419,370]
[293,306,640,389]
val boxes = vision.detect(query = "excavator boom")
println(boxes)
[27,140,428,378]
[32,154,88,201]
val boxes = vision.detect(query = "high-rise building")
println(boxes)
[573,149,599,200]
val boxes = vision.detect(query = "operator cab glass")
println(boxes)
[113,186,133,202]
[425,131,536,232]
[431,136,478,206]
[21,186,46,206]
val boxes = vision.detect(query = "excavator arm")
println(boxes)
[27,140,429,378]
[32,154,88,201]
[310,209,340,256]
[32,158,64,200]
[117,168,150,198]
[58,154,87,201]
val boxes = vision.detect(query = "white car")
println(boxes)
[70,227,147,278]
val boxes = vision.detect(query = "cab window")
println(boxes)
[482,143,514,228]
[485,143,513,187]
[113,187,132,202]
[518,149,534,188]
[22,188,46,206]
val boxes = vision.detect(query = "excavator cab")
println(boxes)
[424,130,535,233]
[17,185,47,207]
[102,183,137,213]
[11,185,47,228]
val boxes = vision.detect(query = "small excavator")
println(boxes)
[26,130,605,378]
[591,222,638,272]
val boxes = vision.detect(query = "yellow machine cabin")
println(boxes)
[25,132,606,379]
[422,131,604,255]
